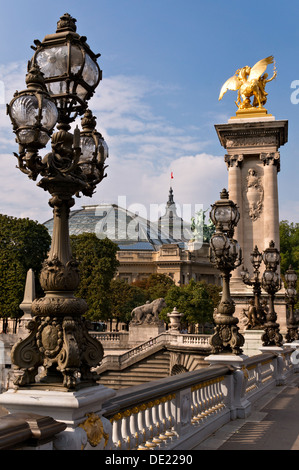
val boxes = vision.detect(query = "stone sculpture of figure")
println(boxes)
[219,56,277,110]
[191,208,215,242]
[130,298,166,325]
[240,299,266,330]
[246,299,258,329]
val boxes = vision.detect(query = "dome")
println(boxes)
[44,203,189,251]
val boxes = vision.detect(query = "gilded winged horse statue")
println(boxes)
[219,56,277,110]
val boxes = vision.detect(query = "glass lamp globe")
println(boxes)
[286,287,297,299]
[262,269,281,290]
[250,245,263,270]
[263,241,280,271]
[285,265,298,288]
[210,188,240,236]
[8,65,58,148]
[78,109,108,183]
[210,230,229,258]
[30,13,102,123]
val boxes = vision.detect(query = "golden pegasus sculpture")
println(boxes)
[219,56,277,111]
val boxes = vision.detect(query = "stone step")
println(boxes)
[99,367,170,388]
[99,349,171,389]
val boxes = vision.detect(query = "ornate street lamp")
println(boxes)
[210,188,240,238]
[30,12,101,124]
[209,190,244,354]
[7,65,58,181]
[7,14,108,390]
[240,245,266,328]
[261,241,283,347]
[285,265,298,342]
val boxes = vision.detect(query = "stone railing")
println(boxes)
[102,347,295,450]
[0,412,66,450]
[0,346,296,450]
[90,331,129,349]
[98,333,211,372]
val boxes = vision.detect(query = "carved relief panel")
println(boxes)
[243,168,264,221]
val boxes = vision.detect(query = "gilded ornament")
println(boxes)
[219,56,277,115]
[79,413,109,448]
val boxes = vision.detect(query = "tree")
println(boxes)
[279,220,299,308]
[109,279,147,330]
[70,233,119,321]
[0,214,51,329]
[132,274,175,301]
[161,280,216,331]
[279,220,299,274]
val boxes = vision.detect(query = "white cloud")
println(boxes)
[0,64,227,223]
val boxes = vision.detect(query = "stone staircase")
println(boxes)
[98,349,171,389]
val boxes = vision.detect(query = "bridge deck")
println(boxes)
[195,373,299,451]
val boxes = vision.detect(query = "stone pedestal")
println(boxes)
[128,323,165,347]
[0,384,116,450]
[242,329,263,356]
[215,115,288,333]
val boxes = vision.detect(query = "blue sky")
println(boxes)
[0,0,298,224]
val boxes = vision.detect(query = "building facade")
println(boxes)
[44,188,220,287]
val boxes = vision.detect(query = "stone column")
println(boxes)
[214,117,288,333]
[261,152,280,252]
[224,154,244,289]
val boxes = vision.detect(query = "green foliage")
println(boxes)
[279,220,299,308]
[279,220,299,274]
[132,274,175,301]
[70,233,119,321]
[0,214,51,319]
[109,279,147,325]
[161,279,217,327]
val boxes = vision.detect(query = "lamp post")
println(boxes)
[209,189,244,354]
[240,245,265,328]
[7,14,108,390]
[261,241,283,347]
[285,265,298,342]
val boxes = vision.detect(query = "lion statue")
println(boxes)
[130,298,166,325]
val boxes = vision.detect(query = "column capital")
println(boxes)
[224,154,244,169]
[260,152,280,172]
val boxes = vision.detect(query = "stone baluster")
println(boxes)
[212,379,223,413]
[144,403,159,449]
[111,413,123,450]
[130,407,140,449]
[137,404,148,450]
[158,398,170,443]
[196,386,205,420]
[200,383,210,419]
[216,377,225,411]
[164,394,177,439]
[121,410,133,450]
[191,385,201,423]
[151,400,164,447]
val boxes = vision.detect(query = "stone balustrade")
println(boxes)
[91,331,211,349]
[0,346,296,450]
[102,347,295,450]
[97,332,211,370]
